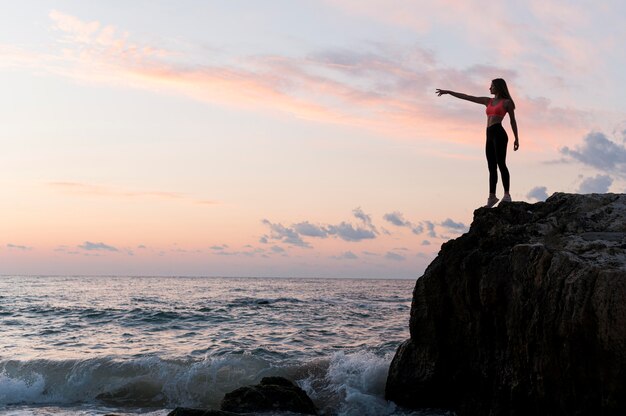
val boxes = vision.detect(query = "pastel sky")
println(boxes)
[2,1,625,278]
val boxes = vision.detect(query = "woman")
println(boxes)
[436,79,519,208]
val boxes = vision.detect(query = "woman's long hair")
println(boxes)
[492,78,515,109]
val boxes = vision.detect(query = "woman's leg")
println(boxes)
[486,129,498,194]
[494,126,510,193]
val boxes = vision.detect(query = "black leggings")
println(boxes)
[486,123,510,194]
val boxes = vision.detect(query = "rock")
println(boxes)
[386,193,626,416]
[96,380,166,407]
[167,408,239,416]
[221,376,317,415]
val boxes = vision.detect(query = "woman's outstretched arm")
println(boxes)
[436,89,490,105]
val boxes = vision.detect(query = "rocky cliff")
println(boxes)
[386,193,626,416]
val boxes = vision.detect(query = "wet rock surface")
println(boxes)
[386,193,626,416]
[221,376,317,415]
[166,376,317,415]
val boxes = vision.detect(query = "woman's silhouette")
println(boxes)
[436,79,519,207]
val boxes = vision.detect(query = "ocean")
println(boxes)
[0,276,452,416]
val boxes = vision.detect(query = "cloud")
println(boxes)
[213,247,268,257]
[49,10,101,44]
[411,224,424,235]
[383,211,424,235]
[425,221,437,238]
[259,208,469,256]
[78,241,119,252]
[327,208,379,241]
[48,182,218,204]
[54,245,80,255]
[440,218,467,232]
[388,213,461,235]
[577,175,613,194]
[421,240,431,246]
[325,0,614,84]
[383,210,467,237]
[210,245,228,250]
[271,245,286,253]
[333,251,358,260]
[560,132,626,176]
[353,207,375,229]
[49,10,169,58]
[325,222,377,242]
[385,251,406,261]
[0,10,584,148]
[293,221,328,237]
[383,211,411,227]
[527,186,549,201]
[262,207,379,246]
[261,220,311,248]
[7,243,32,251]
[617,121,626,142]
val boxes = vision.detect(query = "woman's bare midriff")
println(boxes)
[487,116,504,127]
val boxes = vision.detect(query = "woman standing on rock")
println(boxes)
[436,79,519,207]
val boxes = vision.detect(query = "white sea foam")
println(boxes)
[0,355,277,408]
[0,352,452,415]
[324,351,397,416]
[0,372,46,405]
[0,353,392,411]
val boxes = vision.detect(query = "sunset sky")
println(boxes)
[2,1,625,278]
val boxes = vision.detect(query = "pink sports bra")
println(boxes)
[486,98,507,117]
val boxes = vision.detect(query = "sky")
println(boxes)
[1,0,625,278]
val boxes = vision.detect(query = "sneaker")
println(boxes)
[485,195,499,208]
[501,194,512,203]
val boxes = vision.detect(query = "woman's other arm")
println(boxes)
[506,101,520,151]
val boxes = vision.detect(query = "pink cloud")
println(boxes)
[3,11,593,150]
[48,182,219,204]
[0,44,47,68]
[323,1,530,59]
[50,10,101,43]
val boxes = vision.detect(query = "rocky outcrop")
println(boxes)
[386,193,626,416]
[221,376,317,415]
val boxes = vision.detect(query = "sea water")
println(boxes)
[0,276,452,415]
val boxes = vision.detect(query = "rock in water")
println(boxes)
[167,409,239,416]
[221,376,317,415]
[386,193,626,416]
